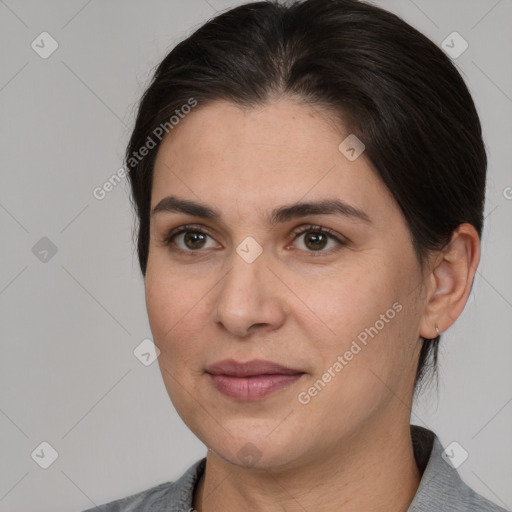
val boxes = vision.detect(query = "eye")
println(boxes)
[162,223,347,256]
[290,225,346,253]
[163,225,219,252]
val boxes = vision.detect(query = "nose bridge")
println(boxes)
[219,245,267,311]
[213,243,284,336]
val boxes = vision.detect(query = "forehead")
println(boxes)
[151,98,394,220]
[155,98,344,167]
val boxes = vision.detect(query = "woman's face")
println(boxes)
[146,98,428,468]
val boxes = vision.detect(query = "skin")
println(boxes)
[145,97,480,511]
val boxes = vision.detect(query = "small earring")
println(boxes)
[435,325,441,336]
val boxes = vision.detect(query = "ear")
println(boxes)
[419,223,481,339]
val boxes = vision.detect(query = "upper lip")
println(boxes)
[206,359,304,377]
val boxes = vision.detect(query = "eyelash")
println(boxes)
[162,224,347,256]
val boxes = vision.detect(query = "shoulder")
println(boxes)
[82,481,174,512]
[82,458,206,512]
[409,425,508,512]
[460,485,510,512]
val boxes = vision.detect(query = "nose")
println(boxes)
[212,248,286,338]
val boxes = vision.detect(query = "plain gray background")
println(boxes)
[1,0,511,510]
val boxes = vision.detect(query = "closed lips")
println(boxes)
[205,359,305,377]
[205,359,306,400]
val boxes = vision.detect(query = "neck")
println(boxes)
[193,418,421,512]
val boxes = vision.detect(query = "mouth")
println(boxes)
[205,359,306,400]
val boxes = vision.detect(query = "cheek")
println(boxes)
[296,289,418,439]
[145,258,224,382]
[290,258,398,349]
[298,254,419,386]
[144,262,213,416]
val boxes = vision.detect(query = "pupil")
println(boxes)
[185,232,205,249]
[306,232,326,250]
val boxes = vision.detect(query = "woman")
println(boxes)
[85,0,507,510]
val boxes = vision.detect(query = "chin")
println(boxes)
[204,428,306,471]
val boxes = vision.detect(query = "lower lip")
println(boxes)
[208,373,305,400]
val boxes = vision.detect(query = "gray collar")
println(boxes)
[164,425,507,512]
[87,425,507,511]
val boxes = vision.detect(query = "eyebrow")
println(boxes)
[151,195,372,225]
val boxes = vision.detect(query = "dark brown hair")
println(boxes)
[124,0,487,393]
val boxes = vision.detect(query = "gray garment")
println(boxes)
[83,425,508,511]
